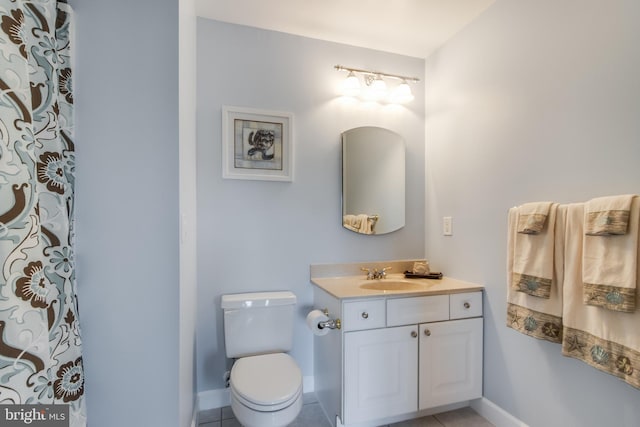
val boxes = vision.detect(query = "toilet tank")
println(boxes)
[222,291,297,358]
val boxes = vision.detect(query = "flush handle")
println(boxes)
[361,312,369,319]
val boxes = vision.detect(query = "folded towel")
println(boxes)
[517,201,553,234]
[582,196,639,312]
[343,214,358,232]
[585,195,635,236]
[356,214,372,234]
[507,205,565,343]
[511,203,559,298]
[563,202,640,389]
[343,214,375,234]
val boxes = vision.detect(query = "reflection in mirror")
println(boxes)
[342,127,405,235]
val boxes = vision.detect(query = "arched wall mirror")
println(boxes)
[342,126,406,235]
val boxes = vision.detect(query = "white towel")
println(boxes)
[507,205,565,343]
[563,202,640,389]
[582,196,639,312]
[517,201,553,234]
[511,203,559,299]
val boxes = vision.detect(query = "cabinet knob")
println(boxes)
[424,329,431,337]
[411,330,418,338]
[361,312,369,319]
[464,302,471,309]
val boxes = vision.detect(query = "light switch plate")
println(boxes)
[443,216,453,236]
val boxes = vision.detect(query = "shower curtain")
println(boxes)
[0,0,86,425]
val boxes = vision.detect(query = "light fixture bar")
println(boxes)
[335,65,419,83]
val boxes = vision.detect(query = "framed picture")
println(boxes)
[222,106,294,181]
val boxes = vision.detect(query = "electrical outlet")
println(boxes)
[443,216,453,236]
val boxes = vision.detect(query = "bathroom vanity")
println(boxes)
[310,261,484,427]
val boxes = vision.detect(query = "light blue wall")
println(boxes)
[425,0,640,425]
[196,19,426,393]
[73,0,181,426]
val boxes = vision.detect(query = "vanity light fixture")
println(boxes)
[369,75,387,101]
[335,65,419,104]
[342,70,361,97]
[389,79,415,104]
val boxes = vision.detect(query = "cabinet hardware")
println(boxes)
[464,302,470,309]
[361,312,369,319]
[411,330,418,338]
[424,329,431,336]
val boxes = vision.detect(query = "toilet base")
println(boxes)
[230,390,303,427]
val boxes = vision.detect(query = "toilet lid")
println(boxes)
[231,353,302,408]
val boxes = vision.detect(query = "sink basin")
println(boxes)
[359,280,426,291]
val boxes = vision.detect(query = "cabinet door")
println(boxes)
[419,318,483,410]
[344,325,418,424]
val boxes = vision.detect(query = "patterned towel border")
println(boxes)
[512,272,552,299]
[583,283,636,313]
[562,326,640,390]
[585,210,630,235]
[517,213,547,234]
[507,303,562,343]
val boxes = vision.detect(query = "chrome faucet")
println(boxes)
[361,266,392,280]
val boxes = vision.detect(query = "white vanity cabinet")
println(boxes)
[418,317,483,409]
[344,325,418,424]
[313,286,483,427]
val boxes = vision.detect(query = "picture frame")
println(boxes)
[222,106,294,181]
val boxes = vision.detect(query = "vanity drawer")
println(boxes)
[387,295,449,326]
[450,292,483,319]
[343,299,386,331]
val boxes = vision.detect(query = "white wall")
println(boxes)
[74,0,182,425]
[179,0,198,425]
[425,0,640,425]
[196,19,425,394]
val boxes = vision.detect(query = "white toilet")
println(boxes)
[221,291,303,427]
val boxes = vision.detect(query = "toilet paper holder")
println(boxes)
[318,308,341,330]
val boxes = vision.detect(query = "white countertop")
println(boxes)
[311,273,484,299]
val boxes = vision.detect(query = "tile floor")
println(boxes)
[198,394,494,427]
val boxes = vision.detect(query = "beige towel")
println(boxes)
[583,196,639,312]
[517,201,553,234]
[343,214,374,234]
[356,214,372,234]
[511,203,559,298]
[342,214,358,232]
[585,194,635,235]
[507,205,565,343]
[563,202,640,389]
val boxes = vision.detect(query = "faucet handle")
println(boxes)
[380,266,392,278]
[361,267,375,280]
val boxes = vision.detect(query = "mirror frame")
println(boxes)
[341,126,406,235]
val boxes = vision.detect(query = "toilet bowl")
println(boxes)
[229,353,303,427]
[221,292,303,427]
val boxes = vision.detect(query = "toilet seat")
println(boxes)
[230,353,302,412]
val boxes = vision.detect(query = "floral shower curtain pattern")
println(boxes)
[0,0,85,425]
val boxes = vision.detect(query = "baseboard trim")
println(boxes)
[198,387,230,412]
[198,375,315,411]
[470,397,529,427]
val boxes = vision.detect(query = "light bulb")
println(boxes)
[389,80,414,104]
[369,75,387,100]
[342,71,361,97]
